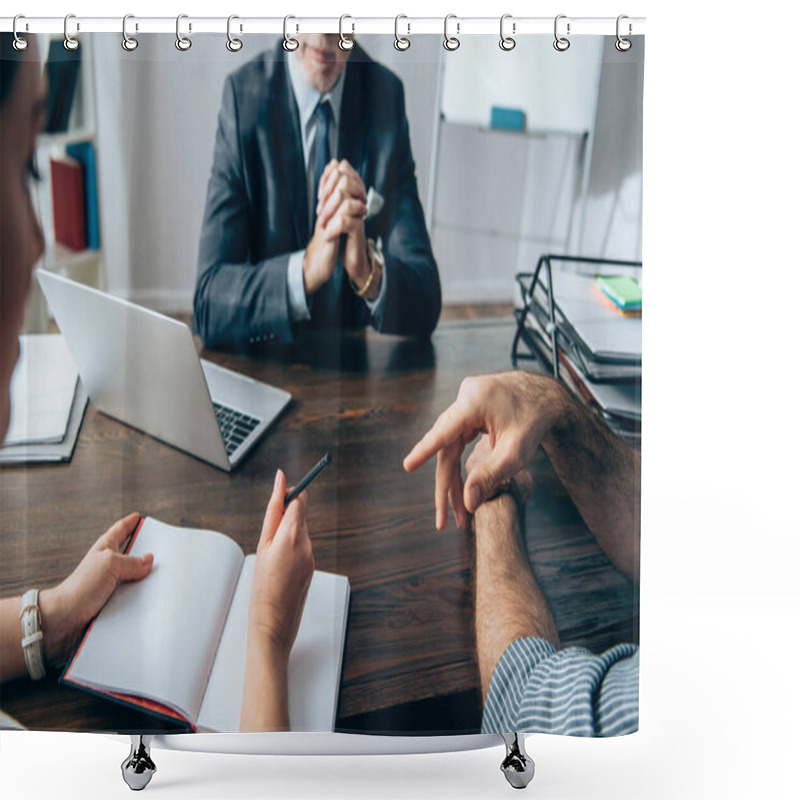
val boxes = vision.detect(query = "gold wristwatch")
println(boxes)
[351,237,384,301]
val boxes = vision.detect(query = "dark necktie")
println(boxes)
[309,97,349,327]
[311,98,332,236]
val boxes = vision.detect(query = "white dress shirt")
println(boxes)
[285,53,386,322]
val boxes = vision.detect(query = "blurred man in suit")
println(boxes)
[194,34,441,351]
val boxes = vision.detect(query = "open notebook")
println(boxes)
[62,517,350,732]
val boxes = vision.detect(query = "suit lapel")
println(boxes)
[337,48,367,175]
[272,49,309,247]
[332,50,369,327]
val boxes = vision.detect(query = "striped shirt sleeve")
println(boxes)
[482,637,639,736]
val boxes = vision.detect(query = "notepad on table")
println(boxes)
[5,334,79,445]
[541,269,642,363]
[62,517,350,732]
[595,275,642,311]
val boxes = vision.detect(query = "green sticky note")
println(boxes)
[596,276,642,310]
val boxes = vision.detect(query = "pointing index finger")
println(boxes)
[403,400,475,473]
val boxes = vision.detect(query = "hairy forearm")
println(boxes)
[474,496,559,703]
[240,634,290,732]
[542,383,641,584]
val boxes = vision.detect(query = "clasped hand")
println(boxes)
[303,159,371,297]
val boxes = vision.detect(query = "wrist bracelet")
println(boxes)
[19,589,47,681]
[350,237,384,300]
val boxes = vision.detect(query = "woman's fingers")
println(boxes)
[112,551,154,583]
[97,512,142,551]
[260,469,287,548]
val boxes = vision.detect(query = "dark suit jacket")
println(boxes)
[194,43,441,351]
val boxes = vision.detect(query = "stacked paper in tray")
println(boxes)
[519,266,642,440]
[0,334,88,464]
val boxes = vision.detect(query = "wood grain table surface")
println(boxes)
[0,318,638,732]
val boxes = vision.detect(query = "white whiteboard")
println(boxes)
[440,35,603,133]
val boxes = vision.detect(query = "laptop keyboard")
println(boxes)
[213,402,261,456]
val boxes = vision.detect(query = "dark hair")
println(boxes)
[1,33,22,109]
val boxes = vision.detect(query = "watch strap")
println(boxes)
[19,589,46,681]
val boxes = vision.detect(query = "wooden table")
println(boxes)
[0,319,638,733]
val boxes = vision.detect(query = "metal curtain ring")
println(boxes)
[227,15,243,52]
[615,14,632,51]
[283,15,299,51]
[499,14,516,51]
[553,14,570,51]
[64,14,79,51]
[122,14,138,51]
[394,15,410,51]
[339,15,355,51]
[175,14,192,51]
[12,15,28,51]
[443,14,460,51]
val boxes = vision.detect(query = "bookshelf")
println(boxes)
[24,34,105,333]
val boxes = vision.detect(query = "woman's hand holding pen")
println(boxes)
[241,469,315,731]
[247,469,315,660]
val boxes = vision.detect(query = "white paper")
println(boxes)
[545,269,642,360]
[5,335,78,445]
[0,380,87,464]
[574,366,641,419]
[195,556,254,731]
[197,561,350,733]
[66,518,244,724]
[286,570,349,732]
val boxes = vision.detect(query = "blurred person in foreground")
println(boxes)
[0,34,312,733]
[404,370,640,735]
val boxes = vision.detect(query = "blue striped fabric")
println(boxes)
[482,637,639,736]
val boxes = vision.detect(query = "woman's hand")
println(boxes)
[39,513,153,663]
[247,469,315,660]
[240,469,315,732]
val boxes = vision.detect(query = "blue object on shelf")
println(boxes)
[66,141,100,250]
[490,106,526,132]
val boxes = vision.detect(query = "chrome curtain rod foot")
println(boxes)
[121,735,157,791]
[500,732,535,789]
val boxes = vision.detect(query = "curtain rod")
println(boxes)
[1,16,646,37]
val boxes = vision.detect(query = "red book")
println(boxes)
[50,157,86,251]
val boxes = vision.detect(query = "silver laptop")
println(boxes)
[36,270,290,472]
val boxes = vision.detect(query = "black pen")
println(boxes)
[284,453,332,508]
